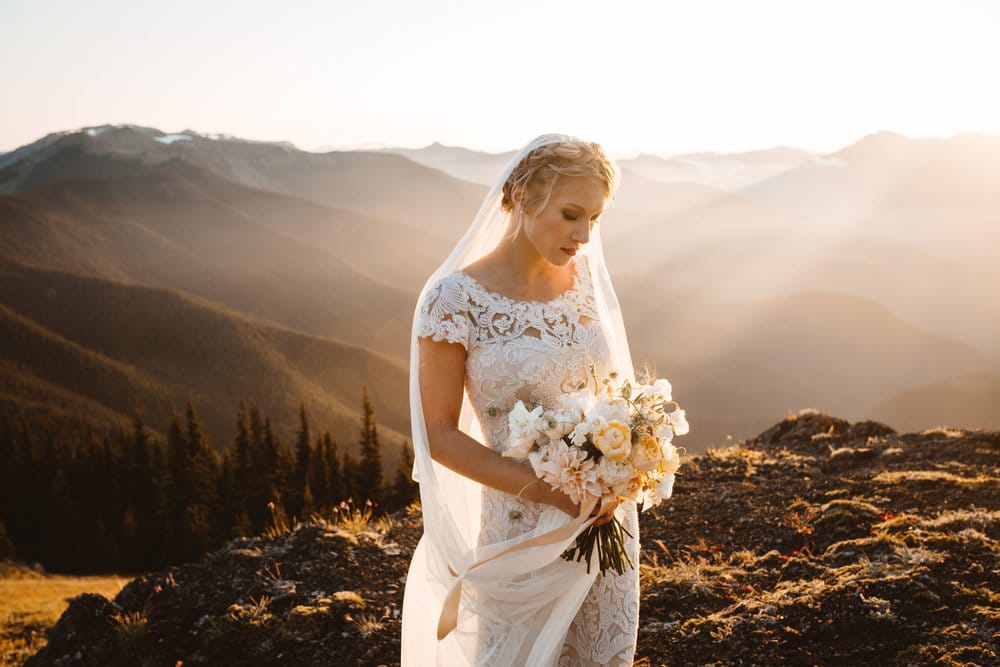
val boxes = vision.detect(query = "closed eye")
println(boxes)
[563,211,602,223]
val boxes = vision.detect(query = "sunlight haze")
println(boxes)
[2,0,999,155]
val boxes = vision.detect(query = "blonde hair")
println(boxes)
[501,140,619,224]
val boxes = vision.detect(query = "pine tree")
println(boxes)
[0,415,16,552]
[324,433,342,504]
[310,432,333,510]
[292,404,312,518]
[356,388,383,506]
[164,403,220,562]
[0,518,15,560]
[233,403,252,510]
[272,419,296,523]
[390,440,419,511]
[220,404,254,537]
[341,450,357,503]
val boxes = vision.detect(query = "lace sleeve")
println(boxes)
[416,273,472,350]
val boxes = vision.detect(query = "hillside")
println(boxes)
[623,289,1000,449]
[0,126,486,244]
[2,125,999,457]
[0,159,423,358]
[867,373,1000,432]
[17,413,999,666]
[0,260,410,452]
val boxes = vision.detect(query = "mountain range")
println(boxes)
[1,124,997,453]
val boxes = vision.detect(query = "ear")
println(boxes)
[510,184,526,208]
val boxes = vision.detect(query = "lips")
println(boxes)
[561,248,577,257]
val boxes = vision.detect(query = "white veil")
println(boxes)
[401,133,635,666]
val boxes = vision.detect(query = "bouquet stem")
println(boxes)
[562,517,633,575]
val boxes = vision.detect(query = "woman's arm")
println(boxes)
[419,337,581,516]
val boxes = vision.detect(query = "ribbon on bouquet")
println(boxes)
[437,494,611,640]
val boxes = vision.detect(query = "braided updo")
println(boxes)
[501,140,619,220]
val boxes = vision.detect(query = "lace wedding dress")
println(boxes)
[416,255,640,666]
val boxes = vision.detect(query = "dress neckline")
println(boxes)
[458,257,584,306]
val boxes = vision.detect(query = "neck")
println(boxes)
[492,224,562,286]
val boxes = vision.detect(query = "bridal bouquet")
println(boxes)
[503,367,687,575]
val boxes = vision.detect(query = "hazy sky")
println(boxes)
[2,0,999,156]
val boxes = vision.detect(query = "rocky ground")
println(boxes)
[18,412,1000,666]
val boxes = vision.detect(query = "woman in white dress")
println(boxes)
[401,135,639,666]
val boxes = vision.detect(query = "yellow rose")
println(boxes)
[630,433,661,471]
[593,421,631,462]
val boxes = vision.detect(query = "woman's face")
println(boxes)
[521,175,606,267]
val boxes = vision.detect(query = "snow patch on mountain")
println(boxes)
[154,134,193,145]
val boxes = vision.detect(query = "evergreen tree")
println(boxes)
[246,405,272,529]
[220,404,253,537]
[292,404,312,518]
[123,412,160,569]
[272,419,296,522]
[341,450,357,502]
[311,432,335,510]
[356,388,383,505]
[390,440,419,511]
[324,433,342,504]
[163,404,220,562]
[0,518,15,560]
[13,417,44,562]
[232,403,252,510]
[0,415,16,551]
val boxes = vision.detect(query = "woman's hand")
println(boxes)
[590,495,621,526]
[532,482,581,517]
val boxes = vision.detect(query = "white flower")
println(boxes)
[505,433,536,459]
[592,421,631,462]
[569,421,592,447]
[660,442,681,475]
[536,440,601,505]
[667,408,689,436]
[655,473,675,500]
[505,401,544,458]
[652,378,673,401]
[595,457,633,496]
[558,390,597,419]
[544,409,579,441]
[509,401,543,434]
[527,448,546,470]
[591,398,629,425]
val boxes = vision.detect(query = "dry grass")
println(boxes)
[354,612,386,637]
[1,573,124,667]
[335,500,375,534]
[108,608,150,653]
[921,426,966,438]
[332,590,365,608]
[873,470,1000,485]
[922,508,1000,531]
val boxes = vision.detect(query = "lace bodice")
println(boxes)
[416,255,639,666]
[417,255,611,454]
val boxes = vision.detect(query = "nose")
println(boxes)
[571,221,590,245]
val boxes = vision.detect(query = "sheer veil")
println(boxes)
[401,133,635,666]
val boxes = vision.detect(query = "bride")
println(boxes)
[401,134,639,666]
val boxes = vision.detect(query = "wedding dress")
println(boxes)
[401,133,639,667]
[414,254,639,665]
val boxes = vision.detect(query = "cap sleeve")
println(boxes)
[416,273,472,350]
